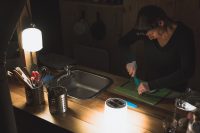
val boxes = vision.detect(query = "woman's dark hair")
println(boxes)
[135,5,174,31]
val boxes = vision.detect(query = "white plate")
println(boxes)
[176,100,197,112]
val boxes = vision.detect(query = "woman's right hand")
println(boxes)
[126,61,137,77]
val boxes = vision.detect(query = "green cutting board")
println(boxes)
[113,81,171,105]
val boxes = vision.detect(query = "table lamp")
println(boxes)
[21,23,43,72]
[104,98,128,133]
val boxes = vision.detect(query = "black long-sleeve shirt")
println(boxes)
[119,22,195,92]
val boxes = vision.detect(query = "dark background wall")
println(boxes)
[30,0,63,55]
[13,0,200,90]
[14,108,72,133]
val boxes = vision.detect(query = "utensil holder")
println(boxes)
[25,83,45,105]
[48,86,67,114]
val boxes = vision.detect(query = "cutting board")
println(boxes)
[113,81,171,105]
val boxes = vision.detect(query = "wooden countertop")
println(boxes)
[9,66,185,133]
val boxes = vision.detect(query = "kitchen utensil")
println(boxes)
[21,67,31,78]
[90,11,106,40]
[13,68,33,89]
[73,10,89,35]
[15,67,31,80]
[130,76,157,94]
[133,76,140,87]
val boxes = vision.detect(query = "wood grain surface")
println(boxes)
[9,66,186,133]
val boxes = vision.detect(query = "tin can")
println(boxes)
[48,86,67,114]
[25,82,45,105]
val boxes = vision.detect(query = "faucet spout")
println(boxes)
[64,65,72,77]
[56,65,73,86]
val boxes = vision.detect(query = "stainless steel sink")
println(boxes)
[54,69,113,99]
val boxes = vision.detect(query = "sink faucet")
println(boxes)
[56,65,73,86]
[64,65,72,77]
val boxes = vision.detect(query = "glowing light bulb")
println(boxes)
[22,26,43,52]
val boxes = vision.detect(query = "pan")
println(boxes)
[73,10,89,35]
[90,11,106,40]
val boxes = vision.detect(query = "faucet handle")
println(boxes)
[64,65,72,71]
[64,65,73,77]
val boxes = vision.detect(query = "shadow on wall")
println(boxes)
[189,31,200,90]
[14,108,73,133]
[73,44,110,72]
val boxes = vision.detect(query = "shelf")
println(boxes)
[63,0,124,8]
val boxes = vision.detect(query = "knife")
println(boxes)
[134,76,141,87]
[131,76,157,94]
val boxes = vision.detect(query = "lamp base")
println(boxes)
[24,51,38,73]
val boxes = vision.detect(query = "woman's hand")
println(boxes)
[126,61,137,77]
[137,82,150,95]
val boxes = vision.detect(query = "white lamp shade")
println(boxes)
[22,27,43,52]
[103,98,128,133]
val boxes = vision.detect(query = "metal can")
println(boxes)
[48,86,67,114]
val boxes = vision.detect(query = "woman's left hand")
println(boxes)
[138,82,150,95]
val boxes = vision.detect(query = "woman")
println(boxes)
[119,5,195,95]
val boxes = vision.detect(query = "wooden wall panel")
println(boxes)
[59,0,124,54]
[174,0,200,89]
[59,1,83,57]
[157,0,175,18]
[174,0,197,24]
[122,0,139,34]
[59,0,200,88]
